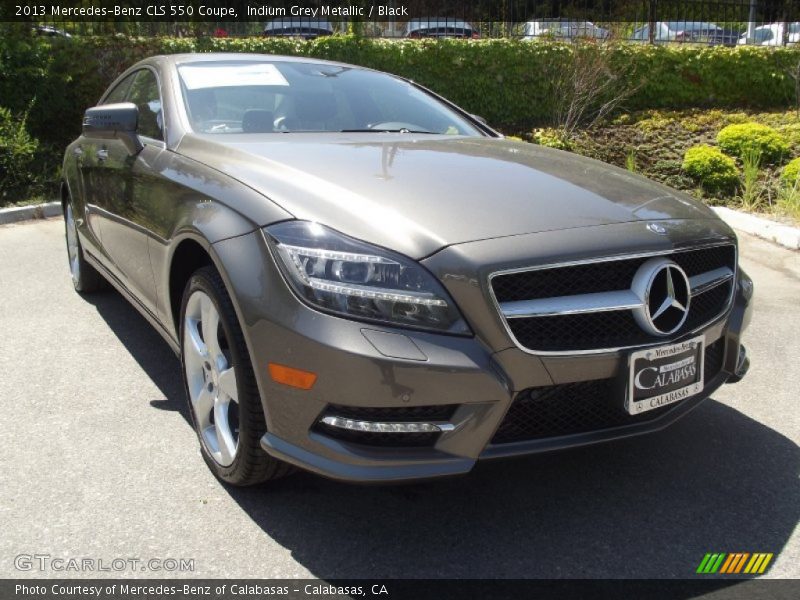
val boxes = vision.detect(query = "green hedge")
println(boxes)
[1,32,799,202]
[0,107,38,201]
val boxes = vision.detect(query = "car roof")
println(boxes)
[525,19,596,25]
[663,21,720,30]
[405,18,473,28]
[150,53,358,70]
[264,19,333,30]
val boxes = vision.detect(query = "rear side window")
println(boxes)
[127,69,163,141]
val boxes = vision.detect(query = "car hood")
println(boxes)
[177,134,718,259]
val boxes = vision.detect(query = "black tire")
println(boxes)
[180,265,293,485]
[64,201,105,293]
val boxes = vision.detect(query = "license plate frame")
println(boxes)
[626,336,705,416]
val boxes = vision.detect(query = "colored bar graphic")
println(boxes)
[719,553,750,574]
[697,553,726,573]
[744,553,774,574]
[699,552,774,574]
[719,554,736,573]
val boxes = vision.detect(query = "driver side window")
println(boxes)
[127,69,164,141]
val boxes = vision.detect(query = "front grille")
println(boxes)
[491,244,736,352]
[683,281,732,332]
[507,279,733,352]
[492,245,735,303]
[491,339,726,444]
[509,310,650,353]
[314,404,456,448]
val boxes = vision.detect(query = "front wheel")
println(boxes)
[180,266,292,485]
[64,202,104,293]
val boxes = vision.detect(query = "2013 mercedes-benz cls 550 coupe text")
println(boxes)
[62,54,753,485]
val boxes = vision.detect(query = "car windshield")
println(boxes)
[177,61,483,136]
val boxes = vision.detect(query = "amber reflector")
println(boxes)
[268,363,317,390]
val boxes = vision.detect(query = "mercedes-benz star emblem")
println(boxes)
[631,258,691,336]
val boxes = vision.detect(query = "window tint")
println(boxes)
[127,69,163,140]
[103,73,136,105]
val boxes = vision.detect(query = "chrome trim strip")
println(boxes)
[501,289,642,318]
[489,241,733,277]
[689,266,734,296]
[487,242,737,356]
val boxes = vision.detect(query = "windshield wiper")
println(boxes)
[339,128,441,134]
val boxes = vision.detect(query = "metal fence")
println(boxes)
[18,0,800,46]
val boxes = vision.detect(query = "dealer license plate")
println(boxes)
[626,336,705,415]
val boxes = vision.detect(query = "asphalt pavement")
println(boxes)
[1,217,798,579]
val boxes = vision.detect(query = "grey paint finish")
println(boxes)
[60,53,752,483]
[177,133,717,259]
[361,329,428,361]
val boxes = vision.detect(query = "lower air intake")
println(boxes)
[492,338,726,445]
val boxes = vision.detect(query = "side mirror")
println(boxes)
[82,103,143,155]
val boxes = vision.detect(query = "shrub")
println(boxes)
[682,145,739,193]
[531,128,573,150]
[781,157,800,185]
[716,122,789,163]
[0,107,39,203]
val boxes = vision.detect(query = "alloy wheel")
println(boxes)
[65,204,81,285]
[183,290,240,466]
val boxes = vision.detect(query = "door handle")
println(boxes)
[96,149,108,161]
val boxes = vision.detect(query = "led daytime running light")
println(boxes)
[308,278,447,306]
[281,244,398,265]
[320,416,444,433]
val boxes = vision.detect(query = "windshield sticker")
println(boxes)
[180,64,289,89]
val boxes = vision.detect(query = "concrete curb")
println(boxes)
[713,207,800,251]
[0,201,61,225]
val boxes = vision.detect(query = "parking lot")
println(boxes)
[1,217,797,579]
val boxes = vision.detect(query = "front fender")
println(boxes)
[148,150,293,335]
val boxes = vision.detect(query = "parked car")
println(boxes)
[404,18,479,38]
[32,25,71,38]
[63,53,752,485]
[738,22,800,46]
[523,19,609,40]
[263,19,334,40]
[631,21,739,45]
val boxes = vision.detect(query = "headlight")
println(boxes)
[265,221,470,334]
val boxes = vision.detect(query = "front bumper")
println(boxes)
[213,224,753,483]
